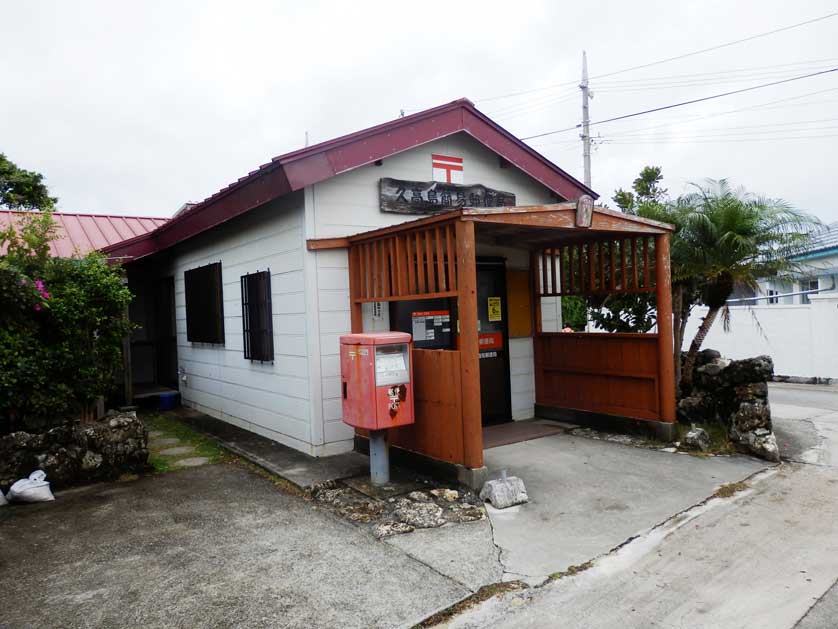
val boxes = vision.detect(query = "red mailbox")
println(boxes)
[340,332,414,431]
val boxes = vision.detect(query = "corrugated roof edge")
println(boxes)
[103,98,597,261]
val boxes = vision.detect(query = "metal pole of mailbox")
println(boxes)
[369,430,390,485]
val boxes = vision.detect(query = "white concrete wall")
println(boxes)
[305,132,559,434]
[170,193,318,453]
[683,293,838,378]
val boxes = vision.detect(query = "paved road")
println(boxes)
[0,464,470,629]
[448,384,838,629]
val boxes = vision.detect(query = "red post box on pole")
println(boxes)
[340,332,414,485]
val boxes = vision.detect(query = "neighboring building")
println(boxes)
[103,99,677,480]
[686,222,838,380]
[0,210,167,257]
[753,221,838,305]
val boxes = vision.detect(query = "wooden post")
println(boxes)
[122,302,133,405]
[456,220,483,469]
[655,233,676,422]
[349,246,363,333]
[530,251,543,407]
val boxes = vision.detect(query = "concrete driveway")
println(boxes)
[0,463,470,629]
[446,383,838,628]
[482,433,767,582]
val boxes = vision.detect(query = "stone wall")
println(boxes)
[0,411,148,490]
[678,350,779,461]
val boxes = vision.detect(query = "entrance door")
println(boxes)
[154,276,178,389]
[477,259,511,425]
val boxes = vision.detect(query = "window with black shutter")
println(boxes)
[184,262,225,344]
[241,270,274,361]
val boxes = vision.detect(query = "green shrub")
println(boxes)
[0,211,133,432]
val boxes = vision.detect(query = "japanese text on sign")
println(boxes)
[380,178,516,215]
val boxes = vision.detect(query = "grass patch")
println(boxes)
[714,481,749,499]
[414,581,528,628]
[676,422,736,456]
[142,412,231,473]
[548,561,594,581]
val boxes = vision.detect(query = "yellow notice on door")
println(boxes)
[487,296,502,322]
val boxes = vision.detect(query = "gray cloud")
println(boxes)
[1,0,836,221]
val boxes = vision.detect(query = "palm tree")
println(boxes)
[677,179,817,388]
[635,197,696,388]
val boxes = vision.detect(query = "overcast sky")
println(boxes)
[2,1,837,222]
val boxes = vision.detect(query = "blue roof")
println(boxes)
[794,222,838,260]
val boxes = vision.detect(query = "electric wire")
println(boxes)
[520,67,838,141]
[469,12,838,105]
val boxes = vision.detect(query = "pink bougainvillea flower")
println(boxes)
[35,279,45,291]
[42,291,50,299]
[34,304,42,312]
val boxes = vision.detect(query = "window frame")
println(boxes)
[240,269,274,362]
[184,261,225,344]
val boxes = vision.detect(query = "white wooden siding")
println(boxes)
[170,192,314,452]
[306,132,557,439]
[310,132,558,239]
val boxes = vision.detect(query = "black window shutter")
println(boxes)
[241,270,273,361]
[185,262,225,344]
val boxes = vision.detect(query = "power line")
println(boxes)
[520,67,838,141]
[605,116,838,138]
[483,88,578,118]
[465,12,838,105]
[603,133,838,145]
[591,57,838,85]
[528,89,838,148]
[593,65,838,92]
[589,13,838,81]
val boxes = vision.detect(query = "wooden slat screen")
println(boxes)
[352,222,458,302]
[535,235,656,297]
[534,333,660,421]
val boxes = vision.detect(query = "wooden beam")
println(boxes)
[456,220,483,470]
[353,290,458,303]
[445,223,455,291]
[349,211,461,243]
[631,237,639,290]
[655,233,676,423]
[393,235,404,296]
[306,237,350,251]
[415,231,426,293]
[435,227,446,291]
[349,246,363,333]
[424,229,435,293]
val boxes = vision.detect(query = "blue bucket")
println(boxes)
[159,392,179,411]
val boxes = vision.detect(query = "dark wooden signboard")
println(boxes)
[380,177,516,215]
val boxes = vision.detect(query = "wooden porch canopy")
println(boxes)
[307,203,676,471]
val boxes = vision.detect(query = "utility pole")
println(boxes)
[580,50,592,188]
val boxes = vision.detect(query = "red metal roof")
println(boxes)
[104,98,596,262]
[0,210,168,258]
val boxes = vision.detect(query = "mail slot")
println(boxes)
[340,332,414,431]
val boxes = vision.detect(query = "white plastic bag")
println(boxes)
[0,489,7,506]
[8,470,54,503]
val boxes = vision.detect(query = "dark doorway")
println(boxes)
[154,276,178,389]
[477,258,511,425]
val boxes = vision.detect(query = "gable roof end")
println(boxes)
[104,98,595,261]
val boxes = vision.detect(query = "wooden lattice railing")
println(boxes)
[534,235,656,297]
[351,222,458,302]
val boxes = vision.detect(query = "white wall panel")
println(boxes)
[170,192,316,451]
